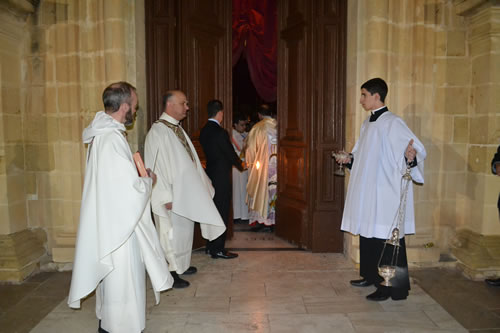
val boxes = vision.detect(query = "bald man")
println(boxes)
[144,90,226,289]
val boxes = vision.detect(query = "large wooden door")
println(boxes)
[145,0,233,247]
[276,0,346,252]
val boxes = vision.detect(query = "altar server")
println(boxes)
[336,78,426,301]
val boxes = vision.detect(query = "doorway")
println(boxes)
[145,0,346,253]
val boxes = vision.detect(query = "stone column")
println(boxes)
[451,0,500,279]
[0,0,46,282]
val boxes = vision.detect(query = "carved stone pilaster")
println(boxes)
[453,0,498,16]
[0,229,46,282]
[451,229,500,280]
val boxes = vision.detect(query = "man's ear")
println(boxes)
[374,92,381,101]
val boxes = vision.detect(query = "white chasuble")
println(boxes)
[341,111,426,239]
[144,113,225,273]
[232,129,249,220]
[68,112,173,333]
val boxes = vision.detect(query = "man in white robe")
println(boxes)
[231,113,249,221]
[144,90,226,288]
[68,82,173,333]
[336,78,426,302]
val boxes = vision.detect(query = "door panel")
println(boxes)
[145,0,233,247]
[277,0,346,252]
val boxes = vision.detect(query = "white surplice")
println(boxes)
[341,111,426,239]
[144,113,225,274]
[68,111,173,333]
[231,128,249,220]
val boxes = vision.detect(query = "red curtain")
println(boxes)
[232,0,277,102]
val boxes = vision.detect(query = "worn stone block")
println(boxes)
[7,173,25,203]
[365,21,389,52]
[470,38,491,57]
[470,115,499,145]
[25,144,55,171]
[8,201,27,233]
[3,145,25,174]
[472,54,492,85]
[448,58,471,86]
[442,143,468,172]
[0,229,46,282]
[104,20,125,50]
[472,84,495,114]
[444,172,467,200]
[44,86,57,113]
[4,115,23,143]
[435,87,469,115]
[27,199,46,228]
[453,116,468,143]
[447,30,466,56]
[24,115,48,143]
[2,86,21,114]
[55,54,79,84]
[468,145,488,173]
[105,52,127,81]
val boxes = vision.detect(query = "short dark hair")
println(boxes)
[102,81,136,113]
[207,99,223,118]
[233,112,247,125]
[258,104,272,116]
[361,78,388,103]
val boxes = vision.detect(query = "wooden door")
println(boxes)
[277,0,346,252]
[145,0,233,247]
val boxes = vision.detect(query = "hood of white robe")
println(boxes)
[82,111,125,143]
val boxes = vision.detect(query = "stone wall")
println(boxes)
[0,0,147,281]
[346,0,500,278]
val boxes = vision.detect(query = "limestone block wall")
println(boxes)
[0,0,148,281]
[346,0,500,277]
[23,0,147,262]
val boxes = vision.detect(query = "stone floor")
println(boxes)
[0,227,498,332]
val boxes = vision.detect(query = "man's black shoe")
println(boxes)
[98,320,109,333]
[182,266,197,275]
[211,250,238,259]
[485,277,500,286]
[350,278,373,287]
[366,288,390,301]
[170,271,190,288]
[250,224,264,232]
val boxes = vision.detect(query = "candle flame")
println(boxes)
[256,161,260,169]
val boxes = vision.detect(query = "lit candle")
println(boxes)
[256,161,260,169]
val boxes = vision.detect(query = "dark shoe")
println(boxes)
[366,288,390,301]
[211,250,238,259]
[350,278,373,287]
[485,278,500,286]
[250,224,264,232]
[98,320,109,333]
[391,294,408,301]
[205,247,210,254]
[182,266,197,275]
[170,271,190,288]
[261,226,274,232]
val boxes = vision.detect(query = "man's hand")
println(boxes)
[165,202,173,210]
[146,168,157,186]
[405,139,416,163]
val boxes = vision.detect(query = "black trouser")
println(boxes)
[207,182,231,254]
[360,236,410,299]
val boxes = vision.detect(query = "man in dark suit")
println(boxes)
[200,99,244,259]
